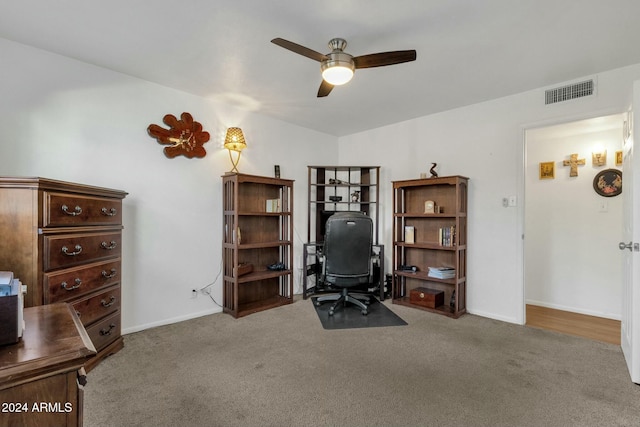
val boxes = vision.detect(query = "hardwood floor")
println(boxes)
[526,304,621,345]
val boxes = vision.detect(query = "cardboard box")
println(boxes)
[409,287,444,309]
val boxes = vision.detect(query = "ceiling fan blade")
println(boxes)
[271,38,328,62]
[317,80,334,98]
[353,50,417,69]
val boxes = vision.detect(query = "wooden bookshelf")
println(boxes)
[222,173,294,318]
[392,176,468,318]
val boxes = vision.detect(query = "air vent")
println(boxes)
[545,79,595,105]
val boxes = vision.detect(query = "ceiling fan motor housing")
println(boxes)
[321,52,355,72]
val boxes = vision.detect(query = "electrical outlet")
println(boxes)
[191,289,198,299]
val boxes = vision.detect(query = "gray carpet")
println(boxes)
[84,297,640,427]
[311,295,407,329]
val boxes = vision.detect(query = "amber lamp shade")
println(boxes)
[224,127,247,173]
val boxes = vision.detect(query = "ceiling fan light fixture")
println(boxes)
[321,53,355,85]
[322,66,354,85]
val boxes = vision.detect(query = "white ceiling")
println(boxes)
[2,0,640,136]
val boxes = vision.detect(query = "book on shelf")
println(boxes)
[438,225,456,247]
[427,266,455,279]
[266,198,281,212]
[404,226,415,244]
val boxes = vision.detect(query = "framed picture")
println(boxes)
[592,150,606,166]
[539,161,555,179]
[616,150,623,166]
[593,168,622,197]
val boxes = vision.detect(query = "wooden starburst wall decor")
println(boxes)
[147,112,210,158]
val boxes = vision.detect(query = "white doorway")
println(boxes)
[524,114,625,327]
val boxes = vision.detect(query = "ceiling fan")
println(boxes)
[271,37,417,97]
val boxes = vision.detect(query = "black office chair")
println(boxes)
[314,212,373,316]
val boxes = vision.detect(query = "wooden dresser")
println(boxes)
[0,303,96,427]
[0,177,127,370]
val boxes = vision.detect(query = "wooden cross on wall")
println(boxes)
[562,153,586,177]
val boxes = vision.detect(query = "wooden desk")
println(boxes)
[0,303,96,427]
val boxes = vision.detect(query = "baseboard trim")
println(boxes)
[467,309,519,325]
[122,307,223,335]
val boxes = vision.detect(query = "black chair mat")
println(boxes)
[311,295,407,330]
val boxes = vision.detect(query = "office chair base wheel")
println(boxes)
[361,310,368,315]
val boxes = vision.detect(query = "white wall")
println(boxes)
[0,38,338,333]
[525,117,624,319]
[3,35,640,330]
[337,66,640,324]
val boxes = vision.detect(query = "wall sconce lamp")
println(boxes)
[592,149,607,166]
[224,127,247,173]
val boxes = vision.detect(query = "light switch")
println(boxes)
[508,195,517,207]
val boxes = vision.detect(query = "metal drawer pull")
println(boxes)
[62,278,82,291]
[61,204,82,216]
[101,207,117,216]
[77,368,88,387]
[99,323,116,336]
[101,296,116,307]
[62,244,83,256]
[101,241,117,250]
[101,268,117,279]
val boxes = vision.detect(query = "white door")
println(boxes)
[621,81,640,384]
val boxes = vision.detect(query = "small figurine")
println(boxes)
[430,163,438,178]
[351,190,360,202]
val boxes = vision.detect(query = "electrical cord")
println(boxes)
[198,257,223,307]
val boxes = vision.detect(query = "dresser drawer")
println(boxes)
[44,259,121,303]
[72,285,120,327]
[86,311,121,351]
[43,231,121,271]
[43,192,122,227]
